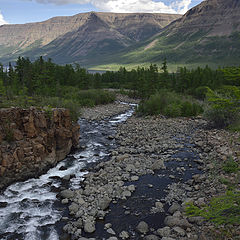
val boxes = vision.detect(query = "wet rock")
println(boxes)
[122,190,131,198]
[164,216,191,229]
[136,221,149,234]
[155,201,164,209]
[63,175,71,181]
[157,227,171,237]
[144,235,160,240]
[99,196,111,210]
[126,164,135,172]
[151,159,165,170]
[161,237,175,240]
[127,184,136,192]
[69,202,79,214]
[60,189,74,199]
[59,232,71,240]
[151,201,164,213]
[119,230,130,239]
[61,198,69,204]
[173,226,185,236]
[83,220,96,233]
[107,237,118,240]
[107,228,116,235]
[0,202,7,208]
[104,223,112,229]
[73,229,82,238]
[168,203,181,214]
[131,176,139,181]
[59,166,68,171]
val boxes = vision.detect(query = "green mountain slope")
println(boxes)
[94,0,240,70]
[0,12,180,65]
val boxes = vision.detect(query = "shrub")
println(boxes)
[205,86,240,128]
[137,90,203,117]
[204,107,238,128]
[222,156,239,173]
[164,103,182,117]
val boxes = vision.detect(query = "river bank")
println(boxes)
[60,105,239,239]
[0,107,80,190]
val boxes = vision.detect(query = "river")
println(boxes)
[0,105,135,240]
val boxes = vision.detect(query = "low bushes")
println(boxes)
[204,86,240,128]
[137,90,203,117]
[0,89,116,121]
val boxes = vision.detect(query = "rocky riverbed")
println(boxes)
[81,94,139,121]
[60,104,240,240]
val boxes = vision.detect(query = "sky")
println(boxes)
[0,0,204,25]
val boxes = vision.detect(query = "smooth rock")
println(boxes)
[161,238,175,240]
[136,221,149,234]
[99,196,111,210]
[119,231,130,239]
[68,202,79,214]
[173,226,185,236]
[107,237,118,240]
[60,189,74,199]
[151,159,165,170]
[128,185,136,191]
[83,220,96,233]
[61,198,69,204]
[144,235,159,240]
[164,216,191,229]
[131,176,139,181]
[168,203,181,214]
[157,227,171,237]
[107,228,116,235]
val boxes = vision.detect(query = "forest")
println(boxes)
[0,56,239,129]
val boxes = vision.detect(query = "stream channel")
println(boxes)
[0,103,135,240]
[0,102,201,240]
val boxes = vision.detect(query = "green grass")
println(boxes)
[185,190,240,225]
[89,62,223,72]
[222,156,239,174]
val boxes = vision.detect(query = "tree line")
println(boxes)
[0,56,239,127]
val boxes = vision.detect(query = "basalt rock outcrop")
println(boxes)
[0,107,80,189]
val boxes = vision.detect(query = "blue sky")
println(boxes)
[0,0,204,25]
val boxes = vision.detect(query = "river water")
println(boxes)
[0,105,136,240]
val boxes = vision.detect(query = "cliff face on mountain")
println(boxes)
[165,0,240,37]
[0,107,80,189]
[0,12,181,65]
[114,0,240,67]
[1,0,239,68]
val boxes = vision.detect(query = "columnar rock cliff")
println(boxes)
[0,107,80,189]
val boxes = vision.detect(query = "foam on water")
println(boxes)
[0,103,136,240]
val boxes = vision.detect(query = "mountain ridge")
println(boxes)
[0,12,181,65]
[105,0,240,69]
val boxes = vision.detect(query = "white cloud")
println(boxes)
[92,0,176,13]
[170,0,192,14]
[24,0,194,14]
[0,11,8,26]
